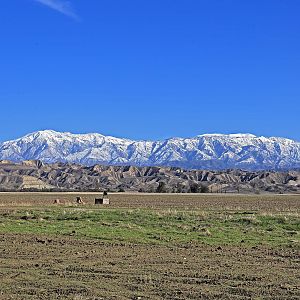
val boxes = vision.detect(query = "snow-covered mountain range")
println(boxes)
[0,130,300,170]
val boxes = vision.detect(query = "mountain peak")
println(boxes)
[0,130,299,170]
[198,133,257,138]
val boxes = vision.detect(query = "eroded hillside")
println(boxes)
[0,160,299,193]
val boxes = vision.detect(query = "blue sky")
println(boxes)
[0,0,299,142]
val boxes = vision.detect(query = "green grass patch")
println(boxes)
[0,207,299,247]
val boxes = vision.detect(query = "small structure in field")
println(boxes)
[76,196,85,204]
[95,191,110,205]
[53,199,60,204]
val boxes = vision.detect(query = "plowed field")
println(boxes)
[0,193,299,299]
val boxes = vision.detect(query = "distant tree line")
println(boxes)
[0,182,209,193]
[154,181,209,193]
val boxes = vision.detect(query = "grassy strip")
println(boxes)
[0,207,299,247]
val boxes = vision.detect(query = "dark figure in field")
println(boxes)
[76,196,84,204]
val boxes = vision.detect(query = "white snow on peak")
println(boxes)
[0,130,300,170]
[199,133,257,138]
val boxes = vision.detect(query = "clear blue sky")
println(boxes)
[0,0,299,142]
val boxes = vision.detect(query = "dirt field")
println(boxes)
[0,192,299,211]
[0,193,299,299]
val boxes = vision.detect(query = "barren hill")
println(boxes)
[0,160,299,193]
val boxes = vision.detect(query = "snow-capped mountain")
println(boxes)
[0,130,300,170]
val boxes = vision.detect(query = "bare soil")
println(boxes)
[0,192,299,211]
[0,193,299,299]
[0,233,299,300]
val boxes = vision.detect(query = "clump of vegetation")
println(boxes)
[156,182,167,193]
[189,182,209,193]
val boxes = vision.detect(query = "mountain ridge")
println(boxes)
[0,160,299,193]
[0,130,300,170]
